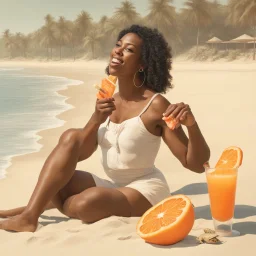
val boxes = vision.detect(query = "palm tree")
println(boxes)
[39,24,56,59]
[44,14,55,26]
[96,16,114,57]
[105,18,123,39]
[75,11,92,42]
[145,0,180,46]
[227,0,256,60]
[3,29,15,58]
[34,15,56,59]
[112,1,141,27]
[83,24,103,59]
[30,28,42,56]
[106,1,141,39]
[55,16,72,60]
[3,29,11,41]
[182,0,212,53]
[68,21,80,61]
[14,32,22,55]
[98,15,109,34]
[14,33,30,57]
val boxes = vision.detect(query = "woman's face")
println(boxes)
[108,33,143,77]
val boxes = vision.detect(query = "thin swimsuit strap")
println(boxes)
[138,93,160,117]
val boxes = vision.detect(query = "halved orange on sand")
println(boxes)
[215,146,243,169]
[136,194,194,245]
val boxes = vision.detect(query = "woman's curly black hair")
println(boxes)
[106,24,173,94]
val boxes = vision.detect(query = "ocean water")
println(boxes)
[0,68,83,179]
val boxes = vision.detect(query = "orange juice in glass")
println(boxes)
[205,165,240,237]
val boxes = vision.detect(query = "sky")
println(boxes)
[0,0,228,34]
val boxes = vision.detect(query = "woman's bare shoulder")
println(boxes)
[142,93,171,127]
[151,94,171,116]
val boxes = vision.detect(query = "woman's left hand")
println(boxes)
[163,102,196,128]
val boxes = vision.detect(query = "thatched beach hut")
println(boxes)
[221,40,237,51]
[206,37,223,44]
[206,37,223,49]
[230,34,254,50]
[231,34,254,42]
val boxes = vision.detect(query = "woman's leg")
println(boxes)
[0,128,95,232]
[55,186,152,224]
[0,170,96,218]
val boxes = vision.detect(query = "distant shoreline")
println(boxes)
[1,46,256,63]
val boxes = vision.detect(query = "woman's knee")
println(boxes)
[59,128,81,148]
[74,188,107,223]
[69,188,108,223]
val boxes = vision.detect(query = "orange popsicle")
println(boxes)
[94,75,117,99]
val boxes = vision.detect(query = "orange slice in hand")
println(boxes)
[215,146,243,169]
[96,76,117,99]
[162,116,179,130]
[136,194,194,245]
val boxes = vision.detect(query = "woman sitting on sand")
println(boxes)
[0,25,210,232]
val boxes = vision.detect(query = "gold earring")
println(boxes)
[133,69,145,88]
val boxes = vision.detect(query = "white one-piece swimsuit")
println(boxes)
[93,93,171,206]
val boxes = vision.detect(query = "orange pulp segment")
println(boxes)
[162,116,179,130]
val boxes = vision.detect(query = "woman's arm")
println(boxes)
[77,97,116,161]
[161,121,210,173]
[78,116,101,161]
[153,96,210,173]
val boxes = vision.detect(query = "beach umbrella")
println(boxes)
[231,34,254,42]
[221,40,237,50]
[206,37,223,50]
[248,39,256,58]
[206,37,223,44]
[230,34,254,50]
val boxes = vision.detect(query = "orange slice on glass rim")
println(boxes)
[215,146,243,169]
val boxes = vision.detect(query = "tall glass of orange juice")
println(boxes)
[205,165,240,237]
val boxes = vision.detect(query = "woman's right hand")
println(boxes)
[91,97,116,125]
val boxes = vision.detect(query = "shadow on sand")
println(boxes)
[195,204,256,220]
[39,215,70,226]
[149,235,200,249]
[171,182,208,196]
[195,204,256,235]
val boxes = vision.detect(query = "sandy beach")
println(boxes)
[0,59,255,255]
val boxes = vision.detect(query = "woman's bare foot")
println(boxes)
[0,202,55,219]
[0,207,26,218]
[0,211,9,218]
[0,213,37,232]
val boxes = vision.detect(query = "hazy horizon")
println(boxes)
[0,0,228,34]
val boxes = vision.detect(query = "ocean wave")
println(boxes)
[0,70,83,180]
[20,75,84,86]
[0,144,42,179]
[0,67,24,71]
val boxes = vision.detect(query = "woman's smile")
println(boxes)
[110,57,124,67]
